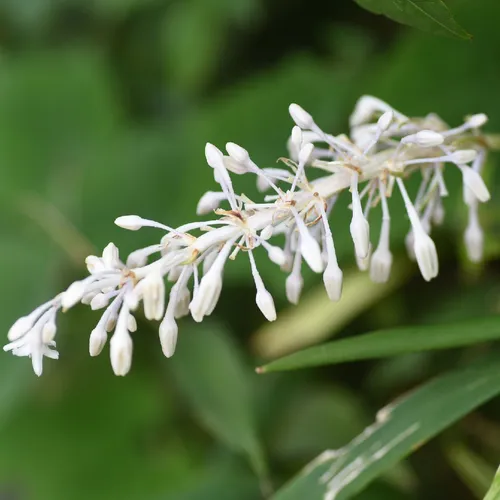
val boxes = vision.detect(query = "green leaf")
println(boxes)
[272,352,500,500]
[485,467,500,500]
[445,442,495,498]
[258,316,500,373]
[167,324,269,489]
[354,0,471,39]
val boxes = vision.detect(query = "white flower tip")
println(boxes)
[42,322,57,344]
[298,143,314,164]
[267,246,287,267]
[402,130,444,147]
[291,126,302,147]
[370,248,393,283]
[205,143,224,168]
[377,110,393,131]
[461,167,490,203]
[300,234,324,273]
[159,317,178,358]
[256,288,277,321]
[464,222,484,263]
[323,263,343,302]
[285,273,303,305]
[467,113,488,128]
[85,255,105,274]
[350,213,370,261]
[7,316,32,341]
[142,272,165,321]
[89,327,107,356]
[414,230,439,281]
[260,225,273,241]
[196,191,223,215]
[61,281,86,310]
[115,215,143,231]
[451,149,477,164]
[289,103,314,130]
[90,293,110,311]
[189,271,222,322]
[110,332,133,376]
[226,142,250,164]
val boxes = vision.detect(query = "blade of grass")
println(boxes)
[258,316,500,373]
[272,352,500,500]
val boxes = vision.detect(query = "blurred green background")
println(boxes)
[1,0,500,499]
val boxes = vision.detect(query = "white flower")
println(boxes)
[5,95,493,376]
[142,270,165,321]
[89,326,107,356]
[413,228,439,281]
[159,316,178,358]
[323,263,343,302]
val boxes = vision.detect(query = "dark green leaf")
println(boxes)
[168,325,269,487]
[258,316,500,373]
[354,0,471,39]
[272,352,500,500]
[485,467,500,500]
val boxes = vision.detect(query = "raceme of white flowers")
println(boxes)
[5,96,495,376]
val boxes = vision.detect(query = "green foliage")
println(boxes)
[485,467,500,500]
[0,0,499,499]
[353,0,471,39]
[258,316,500,373]
[273,353,500,500]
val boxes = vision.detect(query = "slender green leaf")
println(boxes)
[354,0,471,39]
[485,467,500,500]
[168,325,269,489]
[272,352,500,500]
[445,442,495,498]
[258,316,500,373]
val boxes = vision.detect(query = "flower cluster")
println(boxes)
[5,96,495,376]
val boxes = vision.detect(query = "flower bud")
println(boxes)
[260,225,273,241]
[323,263,343,302]
[110,330,133,376]
[89,326,107,356]
[7,316,33,341]
[298,143,314,164]
[159,316,178,358]
[114,215,144,231]
[300,233,324,273]
[226,142,250,164]
[370,247,392,283]
[286,272,303,305]
[467,113,488,128]
[90,293,110,311]
[205,143,224,169]
[450,149,477,164]
[142,270,165,321]
[460,166,490,203]
[413,229,439,281]
[256,288,277,322]
[377,110,393,131]
[102,243,121,269]
[61,281,86,310]
[464,218,484,263]
[289,103,314,129]
[350,211,370,261]
[42,321,57,344]
[402,130,444,147]
[196,191,225,215]
[267,245,287,266]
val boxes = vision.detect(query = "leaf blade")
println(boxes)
[354,0,471,39]
[485,467,500,500]
[272,353,500,500]
[258,316,500,373]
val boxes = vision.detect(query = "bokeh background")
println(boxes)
[1,0,500,499]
